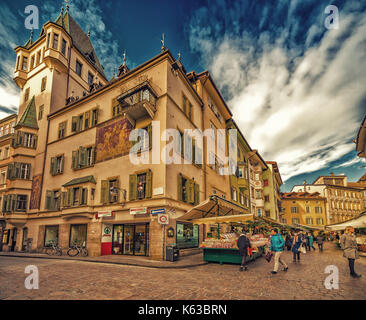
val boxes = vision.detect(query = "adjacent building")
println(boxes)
[263,161,283,221]
[292,173,366,224]
[355,115,366,159]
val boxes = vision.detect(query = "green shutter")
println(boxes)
[61,155,64,173]
[61,192,67,207]
[50,157,56,175]
[91,147,95,165]
[194,183,200,205]
[71,116,78,132]
[45,190,52,209]
[79,147,86,167]
[79,188,83,206]
[32,135,38,149]
[101,180,109,204]
[14,163,21,179]
[146,170,152,198]
[129,175,137,201]
[147,124,152,149]
[66,189,72,207]
[2,195,7,211]
[70,188,75,206]
[72,150,79,169]
[83,188,88,205]
[187,179,195,204]
[177,174,183,201]
[7,164,14,180]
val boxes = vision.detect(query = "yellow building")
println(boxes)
[0,9,265,259]
[281,192,327,228]
[263,161,283,221]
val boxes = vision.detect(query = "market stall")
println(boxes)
[325,212,366,256]
[179,196,268,265]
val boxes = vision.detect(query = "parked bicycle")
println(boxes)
[67,241,88,257]
[46,241,63,256]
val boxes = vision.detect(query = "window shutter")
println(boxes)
[50,157,56,175]
[61,192,67,207]
[129,175,137,201]
[79,188,83,206]
[32,135,38,149]
[177,174,183,201]
[91,147,95,165]
[70,189,75,206]
[187,179,195,204]
[101,180,109,204]
[146,170,152,198]
[7,164,14,180]
[147,124,152,149]
[71,116,78,132]
[14,163,21,179]
[194,183,200,205]
[61,155,64,173]
[66,189,72,207]
[72,150,79,169]
[2,195,7,211]
[79,147,87,167]
[9,194,16,212]
[45,190,52,210]
[26,164,31,180]
[83,188,88,205]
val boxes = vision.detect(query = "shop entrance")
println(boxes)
[10,228,17,252]
[112,224,149,256]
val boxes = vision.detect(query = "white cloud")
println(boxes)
[335,157,364,168]
[189,1,366,181]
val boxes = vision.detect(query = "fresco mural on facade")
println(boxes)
[30,175,42,209]
[96,117,133,163]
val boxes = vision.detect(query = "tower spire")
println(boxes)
[88,28,91,38]
[65,0,70,12]
[30,28,33,42]
[123,50,126,66]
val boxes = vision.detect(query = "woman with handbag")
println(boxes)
[340,227,362,278]
[291,231,302,263]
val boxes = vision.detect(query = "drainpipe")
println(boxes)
[201,76,209,200]
[66,45,72,100]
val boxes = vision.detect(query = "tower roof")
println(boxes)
[16,96,39,129]
[53,10,106,79]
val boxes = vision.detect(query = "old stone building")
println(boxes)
[0,9,269,259]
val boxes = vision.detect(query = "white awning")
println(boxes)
[325,212,366,231]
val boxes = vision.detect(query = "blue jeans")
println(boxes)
[293,251,300,261]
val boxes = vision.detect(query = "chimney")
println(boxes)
[330,172,334,176]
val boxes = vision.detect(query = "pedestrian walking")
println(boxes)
[308,233,316,251]
[316,234,324,251]
[285,233,292,251]
[336,232,340,241]
[269,228,288,274]
[237,231,251,271]
[291,231,302,262]
[304,233,310,251]
[329,233,333,241]
[340,227,362,278]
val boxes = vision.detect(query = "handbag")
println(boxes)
[247,247,253,256]
[265,251,273,263]
[299,245,306,254]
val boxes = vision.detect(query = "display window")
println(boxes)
[69,224,87,247]
[176,223,199,249]
[44,225,59,247]
[112,224,149,256]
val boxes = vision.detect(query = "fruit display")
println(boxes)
[200,233,269,250]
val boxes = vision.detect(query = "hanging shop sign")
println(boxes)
[158,214,169,225]
[97,211,114,219]
[130,207,148,215]
[150,208,166,215]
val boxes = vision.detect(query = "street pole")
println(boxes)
[162,224,165,261]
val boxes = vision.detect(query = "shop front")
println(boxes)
[111,223,149,256]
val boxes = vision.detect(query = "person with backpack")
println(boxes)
[291,230,303,262]
[270,228,288,274]
[237,231,251,271]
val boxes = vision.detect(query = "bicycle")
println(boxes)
[46,241,63,256]
[67,241,88,257]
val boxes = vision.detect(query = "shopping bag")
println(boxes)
[265,251,273,263]
[299,245,306,254]
[247,248,253,256]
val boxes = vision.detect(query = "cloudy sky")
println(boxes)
[0,0,365,191]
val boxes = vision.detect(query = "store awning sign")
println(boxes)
[150,208,165,215]
[158,214,169,225]
[130,207,148,215]
[97,211,114,219]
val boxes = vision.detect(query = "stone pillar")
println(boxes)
[58,223,70,254]
[149,217,164,260]
[87,221,102,257]
[36,225,45,253]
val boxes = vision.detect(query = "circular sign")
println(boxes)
[158,214,169,224]
[104,226,111,235]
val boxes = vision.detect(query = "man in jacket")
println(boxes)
[316,233,324,252]
[270,228,288,274]
[237,231,251,271]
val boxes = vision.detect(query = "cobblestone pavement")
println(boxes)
[0,242,365,300]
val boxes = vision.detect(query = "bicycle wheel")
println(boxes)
[46,247,56,256]
[67,248,79,257]
[57,248,63,256]
[81,248,88,257]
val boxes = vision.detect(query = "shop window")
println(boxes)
[44,226,59,247]
[176,223,199,249]
[177,174,199,205]
[69,224,87,247]
[45,190,61,211]
[72,146,95,170]
[129,171,152,201]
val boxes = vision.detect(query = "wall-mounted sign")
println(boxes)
[150,208,165,215]
[97,211,114,219]
[167,227,175,238]
[158,213,169,225]
[130,207,148,215]
[153,187,164,196]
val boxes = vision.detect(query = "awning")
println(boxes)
[292,223,325,231]
[258,216,297,230]
[63,175,96,187]
[179,195,253,225]
[326,212,366,231]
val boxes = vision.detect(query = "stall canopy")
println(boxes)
[326,212,366,231]
[179,195,253,225]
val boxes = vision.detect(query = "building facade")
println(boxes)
[0,9,267,259]
[263,161,283,221]
[292,173,366,224]
[280,192,327,228]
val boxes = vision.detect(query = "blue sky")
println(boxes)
[0,0,365,191]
